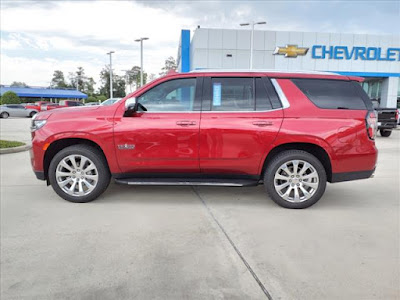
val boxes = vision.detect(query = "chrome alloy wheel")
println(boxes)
[273,160,319,203]
[55,155,99,197]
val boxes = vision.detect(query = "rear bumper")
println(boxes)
[330,168,375,183]
[377,122,397,130]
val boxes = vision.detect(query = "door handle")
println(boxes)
[176,120,196,126]
[252,121,272,127]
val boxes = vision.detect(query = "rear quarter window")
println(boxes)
[292,79,368,110]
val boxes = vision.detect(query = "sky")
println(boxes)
[1,0,399,89]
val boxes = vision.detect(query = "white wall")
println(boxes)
[189,28,400,107]
[190,28,400,73]
[380,77,399,108]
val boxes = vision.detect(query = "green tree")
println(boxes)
[99,66,126,98]
[96,95,107,102]
[84,77,96,96]
[87,96,98,103]
[50,70,68,88]
[159,56,177,76]
[10,81,28,87]
[1,91,21,104]
[67,67,95,96]
[126,66,147,90]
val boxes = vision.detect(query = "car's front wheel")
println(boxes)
[48,145,111,203]
[264,150,327,209]
[29,111,37,118]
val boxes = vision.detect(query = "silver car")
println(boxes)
[101,98,122,106]
[0,104,38,118]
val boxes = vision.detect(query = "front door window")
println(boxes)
[136,78,196,112]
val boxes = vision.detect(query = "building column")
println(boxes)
[380,77,399,108]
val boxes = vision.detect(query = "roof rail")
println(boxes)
[189,69,338,75]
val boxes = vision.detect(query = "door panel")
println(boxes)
[114,112,200,173]
[113,77,202,174]
[199,111,283,175]
[7,106,18,117]
[199,77,283,175]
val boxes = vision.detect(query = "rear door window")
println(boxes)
[203,77,280,112]
[292,79,367,110]
[211,78,254,111]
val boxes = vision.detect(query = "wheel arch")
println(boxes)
[261,142,333,182]
[43,138,109,182]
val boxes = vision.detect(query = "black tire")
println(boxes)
[264,150,327,209]
[1,112,9,119]
[29,111,37,118]
[379,129,392,137]
[48,145,111,203]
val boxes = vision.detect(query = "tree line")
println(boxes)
[1,57,177,104]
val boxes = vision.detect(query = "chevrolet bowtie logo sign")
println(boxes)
[273,45,309,58]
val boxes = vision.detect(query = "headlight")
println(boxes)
[31,119,47,131]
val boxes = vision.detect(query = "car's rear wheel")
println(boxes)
[1,112,9,119]
[379,129,392,137]
[29,111,37,118]
[264,150,327,209]
[49,145,110,203]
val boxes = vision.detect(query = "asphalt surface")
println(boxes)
[1,118,399,299]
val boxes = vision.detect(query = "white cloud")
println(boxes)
[0,0,196,86]
[0,54,100,87]
[0,0,398,88]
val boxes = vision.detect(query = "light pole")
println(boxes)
[240,21,266,69]
[134,37,149,87]
[107,51,115,98]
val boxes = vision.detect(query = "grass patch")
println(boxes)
[0,140,26,149]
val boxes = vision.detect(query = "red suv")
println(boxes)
[30,71,378,208]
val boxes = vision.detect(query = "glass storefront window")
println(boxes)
[362,78,383,101]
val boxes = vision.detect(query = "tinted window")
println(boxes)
[137,78,196,111]
[264,78,282,109]
[255,78,272,111]
[292,79,367,110]
[211,78,254,111]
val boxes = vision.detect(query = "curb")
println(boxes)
[0,144,31,155]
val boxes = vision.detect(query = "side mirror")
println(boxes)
[124,102,147,117]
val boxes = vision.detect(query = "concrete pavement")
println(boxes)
[0,122,399,299]
[0,118,32,144]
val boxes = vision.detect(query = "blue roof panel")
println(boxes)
[0,86,88,99]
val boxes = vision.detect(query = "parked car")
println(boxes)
[85,102,100,106]
[58,100,85,107]
[371,100,398,137]
[30,70,378,209]
[0,104,38,118]
[41,103,60,111]
[397,108,400,125]
[24,101,59,112]
[101,98,122,106]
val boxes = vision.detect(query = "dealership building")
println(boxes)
[177,28,400,108]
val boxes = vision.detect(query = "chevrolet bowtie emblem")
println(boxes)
[273,45,309,57]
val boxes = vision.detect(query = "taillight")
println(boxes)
[366,111,377,140]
